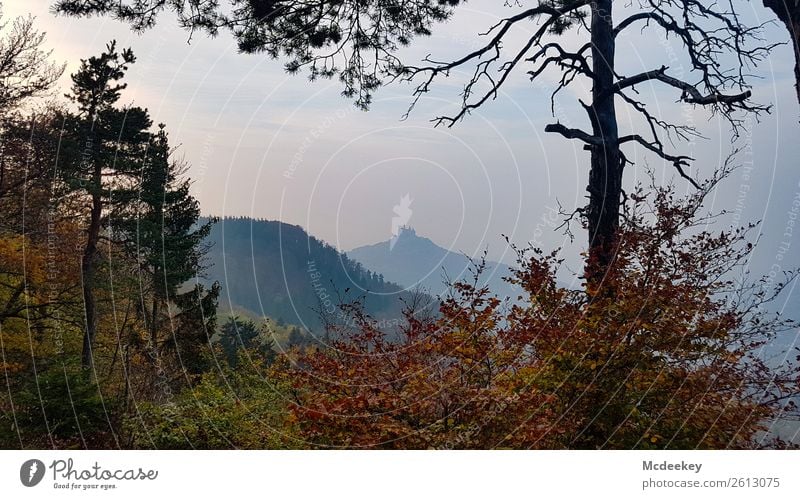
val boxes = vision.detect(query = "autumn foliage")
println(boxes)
[2,8,799,450]
[274,183,799,449]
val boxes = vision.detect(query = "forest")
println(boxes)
[1,0,800,449]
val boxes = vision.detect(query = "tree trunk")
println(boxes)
[81,161,102,369]
[149,290,159,351]
[793,22,800,109]
[586,0,622,289]
[764,1,800,110]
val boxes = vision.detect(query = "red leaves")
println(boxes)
[273,185,799,449]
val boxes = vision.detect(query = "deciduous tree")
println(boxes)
[0,5,64,113]
[275,177,800,449]
[53,0,775,284]
[763,1,800,109]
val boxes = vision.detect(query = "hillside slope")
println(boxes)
[202,217,419,333]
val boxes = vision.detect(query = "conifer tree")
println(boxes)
[114,125,214,350]
[62,41,151,369]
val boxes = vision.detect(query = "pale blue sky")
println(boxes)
[5,0,800,292]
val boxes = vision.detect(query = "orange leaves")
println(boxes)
[272,185,799,449]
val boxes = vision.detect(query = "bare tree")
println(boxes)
[763,1,800,108]
[53,1,774,286]
[0,6,63,209]
[0,6,64,112]
[400,0,773,286]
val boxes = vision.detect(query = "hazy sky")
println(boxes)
[6,1,800,294]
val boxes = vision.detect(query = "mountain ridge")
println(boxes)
[200,217,424,333]
[347,226,517,298]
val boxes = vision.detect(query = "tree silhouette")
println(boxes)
[53,1,775,286]
[113,125,214,349]
[0,8,64,113]
[763,1,800,109]
[52,0,463,109]
[399,1,772,286]
[62,41,151,368]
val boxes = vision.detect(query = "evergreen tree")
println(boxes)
[114,124,214,350]
[217,316,276,367]
[61,41,151,369]
[56,2,774,285]
[170,281,220,376]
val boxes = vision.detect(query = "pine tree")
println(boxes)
[61,41,151,369]
[107,122,221,382]
[114,124,214,350]
[217,316,276,367]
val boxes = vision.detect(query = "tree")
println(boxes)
[11,360,113,448]
[114,125,214,350]
[61,41,152,369]
[273,177,800,449]
[763,1,800,109]
[169,281,220,376]
[217,316,276,367]
[0,5,64,114]
[0,11,94,448]
[287,326,307,349]
[53,1,774,285]
[400,1,772,286]
[128,359,291,449]
[52,0,462,109]
[0,110,62,233]
[0,5,63,225]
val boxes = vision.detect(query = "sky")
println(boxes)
[5,0,800,295]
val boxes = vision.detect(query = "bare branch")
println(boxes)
[619,134,700,189]
[399,1,591,125]
[545,123,602,146]
[611,65,754,107]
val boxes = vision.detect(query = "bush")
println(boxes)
[127,356,293,449]
[7,360,114,448]
[274,184,800,449]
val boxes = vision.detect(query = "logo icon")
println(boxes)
[390,194,413,251]
[20,459,45,487]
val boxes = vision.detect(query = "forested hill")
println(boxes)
[200,217,416,332]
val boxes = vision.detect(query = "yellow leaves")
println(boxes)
[643,433,663,445]
[0,235,28,277]
[0,234,65,303]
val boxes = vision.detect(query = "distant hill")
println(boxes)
[347,227,516,298]
[201,217,425,334]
